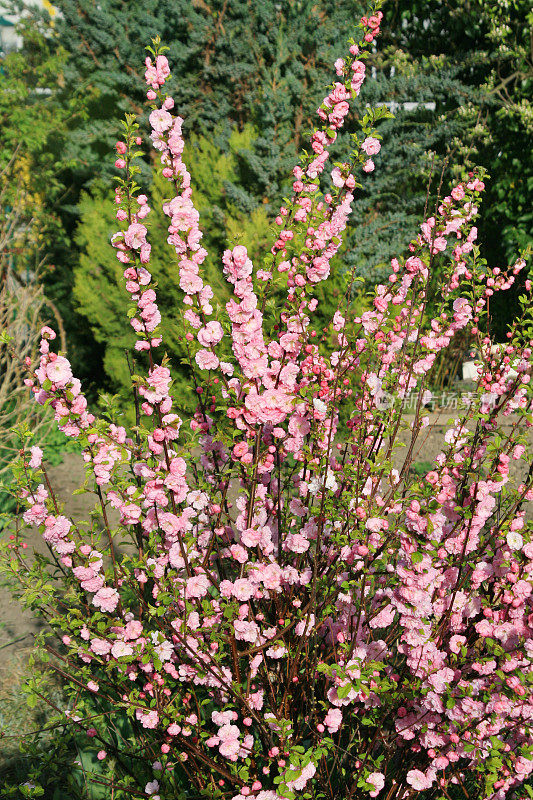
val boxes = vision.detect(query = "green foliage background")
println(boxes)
[1,0,531,396]
[0,2,531,795]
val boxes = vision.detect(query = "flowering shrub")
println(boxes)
[3,3,533,799]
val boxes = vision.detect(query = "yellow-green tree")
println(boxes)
[73,126,272,410]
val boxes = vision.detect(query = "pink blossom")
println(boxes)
[155,54,170,80]
[179,270,203,294]
[334,57,345,75]
[23,503,47,526]
[149,108,173,133]
[361,137,381,155]
[111,641,134,658]
[92,587,119,613]
[17,25,533,800]
[124,620,143,640]
[234,620,260,643]
[73,567,104,593]
[184,573,210,599]
[285,532,310,553]
[451,184,465,200]
[167,723,181,736]
[367,772,385,797]
[218,723,240,741]
[45,356,73,388]
[324,707,342,733]
[197,321,224,347]
[29,446,43,469]
[240,527,262,547]
[136,709,159,729]
[427,667,454,693]
[244,388,294,424]
[406,770,434,791]
[90,638,112,656]
[432,236,447,253]
[217,724,241,760]
[449,634,466,654]
[366,517,386,532]
[507,531,523,550]
[195,349,220,370]
[331,167,345,188]
[42,515,71,544]
[143,365,172,403]
[295,614,315,636]
[369,604,395,629]
[40,325,56,340]
[232,578,254,601]
[286,761,316,791]
[212,710,236,726]
[121,503,143,524]
[124,223,147,249]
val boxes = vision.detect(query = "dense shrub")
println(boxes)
[2,4,532,799]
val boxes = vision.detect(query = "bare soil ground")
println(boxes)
[0,453,90,652]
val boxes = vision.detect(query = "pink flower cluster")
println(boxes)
[13,6,533,800]
[112,197,163,352]
[21,331,130,616]
[142,68,221,376]
[361,10,383,41]
[272,37,369,264]
[144,54,170,93]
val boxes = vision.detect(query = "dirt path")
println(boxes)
[0,453,88,651]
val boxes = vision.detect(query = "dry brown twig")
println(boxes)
[0,152,65,481]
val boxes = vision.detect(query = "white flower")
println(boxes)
[145,779,160,795]
[309,469,338,494]
[313,397,328,413]
[366,372,381,396]
[325,469,338,492]
[507,531,523,551]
